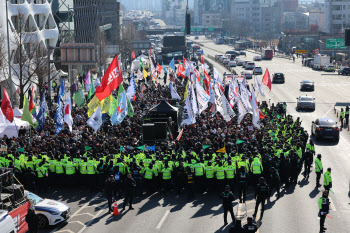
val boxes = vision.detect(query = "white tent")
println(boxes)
[13,107,23,118]
[0,118,30,138]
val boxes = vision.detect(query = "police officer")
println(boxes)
[97,159,106,190]
[122,173,136,210]
[323,168,332,192]
[25,208,39,233]
[104,175,116,213]
[186,166,195,199]
[268,167,280,200]
[315,154,323,187]
[130,162,142,197]
[303,148,313,178]
[220,185,235,226]
[238,165,248,203]
[253,177,269,219]
[114,166,124,198]
[318,191,330,232]
[243,217,258,232]
[340,108,345,128]
[345,106,349,126]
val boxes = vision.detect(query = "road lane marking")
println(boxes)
[156,210,170,230]
[77,203,108,233]
[322,106,335,118]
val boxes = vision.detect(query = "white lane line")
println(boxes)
[49,192,102,233]
[329,197,337,211]
[77,203,108,233]
[156,210,170,230]
[322,106,335,118]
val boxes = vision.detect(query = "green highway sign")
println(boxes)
[326,38,347,49]
[197,27,203,32]
[208,27,214,32]
[181,27,185,32]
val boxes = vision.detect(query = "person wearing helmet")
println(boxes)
[318,191,330,232]
[238,165,248,203]
[323,168,332,192]
[220,185,236,226]
[253,177,269,219]
[315,154,323,187]
[303,147,313,179]
[243,217,258,232]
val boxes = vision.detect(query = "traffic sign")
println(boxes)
[181,27,185,32]
[296,50,307,54]
[326,38,346,49]
[314,48,320,54]
[208,27,214,32]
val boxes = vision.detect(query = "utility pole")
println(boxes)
[6,0,13,104]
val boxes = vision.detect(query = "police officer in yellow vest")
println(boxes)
[36,162,48,194]
[87,158,97,191]
[345,106,350,126]
[65,158,76,187]
[205,161,215,191]
[194,159,205,192]
[340,108,345,128]
[47,155,56,187]
[55,157,65,187]
[323,168,332,193]
[250,157,263,184]
[315,154,323,187]
[79,158,88,186]
[225,161,236,190]
[216,161,226,192]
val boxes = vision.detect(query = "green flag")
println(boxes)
[126,95,134,117]
[22,95,38,128]
[200,74,205,88]
[73,88,86,109]
[236,140,245,145]
[107,95,118,117]
[87,76,95,100]
[85,146,92,151]
[277,114,281,119]
[17,148,24,153]
[202,145,210,150]
[139,58,143,69]
[136,145,145,150]
[183,80,189,100]
[120,146,125,151]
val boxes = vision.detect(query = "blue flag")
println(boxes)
[201,50,204,55]
[126,74,136,102]
[169,58,175,71]
[162,62,167,74]
[111,86,128,125]
[146,145,155,151]
[55,78,65,134]
[36,91,47,130]
[58,78,65,100]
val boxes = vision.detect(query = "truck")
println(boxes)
[261,48,273,60]
[313,54,330,70]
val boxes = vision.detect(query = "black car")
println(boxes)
[272,73,285,83]
[300,80,315,91]
[338,67,350,75]
[311,118,339,142]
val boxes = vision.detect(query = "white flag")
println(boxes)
[94,78,100,92]
[251,88,261,129]
[236,92,249,124]
[209,81,215,103]
[189,84,199,115]
[64,91,73,132]
[169,82,181,100]
[137,69,143,80]
[228,82,237,107]
[196,80,210,114]
[254,75,265,97]
[87,105,102,133]
[240,83,252,112]
[214,84,235,122]
[0,108,7,133]
[181,90,196,126]
[213,67,222,86]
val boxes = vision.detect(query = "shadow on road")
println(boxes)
[309,187,320,199]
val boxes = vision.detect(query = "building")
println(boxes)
[282,0,298,12]
[283,11,309,31]
[325,0,350,34]
[120,0,162,11]
[52,0,74,43]
[309,8,326,32]
[0,0,59,99]
[201,12,222,28]
[161,0,187,26]
[74,0,120,45]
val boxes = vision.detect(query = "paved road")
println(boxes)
[39,36,350,233]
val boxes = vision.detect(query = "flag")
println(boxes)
[183,80,189,100]
[181,85,196,126]
[237,92,249,124]
[101,95,112,114]
[157,62,163,74]
[126,94,134,117]
[126,74,136,101]
[139,57,143,69]
[208,80,215,103]
[87,105,102,133]
[54,96,63,134]
[176,128,184,141]
[201,50,205,64]
[111,85,128,125]
[85,71,91,91]
[146,145,155,151]
[1,87,14,122]
[87,96,100,117]
[214,84,236,122]
[137,69,143,80]
[108,95,118,117]
[88,76,95,100]
[169,58,175,71]
[254,76,265,97]
[136,145,145,150]
[177,61,186,78]
[189,84,199,115]
[36,91,47,130]
[169,82,181,100]
[64,91,73,132]
[251,88,261,129]
[94,78,100,91]
[196,80,210,114]
[0,109,7,134]
[85,146,92,151]
[149,58,158,85]
[29,87,36,115]
[162,62,167,74]
[58,78,65,99]
[132,51,136,59]
[216,147,226,153]
[22,95,38,128]
[95,55,123,101]
[17,147,24,153]
[73,88,86,109]
[120,146,125,152]
[202,145,210,150]
[236,139,245,144]
[262,68,272,91]
[143,68,148,79]
[204,70,210,91]
[169,73,175,83]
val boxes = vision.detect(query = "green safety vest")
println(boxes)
[80,162,88,174]
[323,171,332,186]
[194,163,204,176]
[205,166,215,178]
[36,166,47,178]
[14,159,22,170]
[340,111,345,118]
[162,168,171,180]
[144,168,153,179]
[48,160,56,173]
[315,158,323,172]
[26,161,35,170]
[225,165,235,179]
[251,162,262,174]
[87,161,96,174]
[216,166,225,180]
[55,162,64,174]
[65,162,75,175]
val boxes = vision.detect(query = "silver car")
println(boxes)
[241,70,253,79]
[297,96,315,111]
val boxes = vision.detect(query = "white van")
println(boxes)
[0,210,17,233]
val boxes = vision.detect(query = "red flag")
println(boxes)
[194,69,200,82]
[176,128,184,141]
[169,73,175,82]
[131,51,135,59]
[201,54,205,64]
[204,70,210,91]
[259,110,265,119]
[177,62,186,78]
[29,91,35,113]
[95,55,123,101]
[262,68,272,91]
[1,88,14,122]
[157,62,163,74]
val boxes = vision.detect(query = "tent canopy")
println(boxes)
[149,100,178,114]
[13,107,23,118]
[0,118,30,138]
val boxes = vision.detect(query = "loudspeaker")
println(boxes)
[142,124,155,141]
[154,122,167,140]
[345,29,350,46]
[186,13,191,35]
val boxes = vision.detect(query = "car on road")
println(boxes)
[226,50,240,57]
[236,60,244,66]
[324,65,335,72]
[272,73,285,83]
[229,61,237,67]
[297,95,315,111]
[253,67,263,75]
[245,62,255,70]
[194,36,199,39]
[215,54,223,61]
[300,80,315,91]
[338,66,350,75]
[25,190,70,228]
[218,56,226,63]
[242,61,250,68]
[241,70,253,79]
[240,51,246,56]
[253,55,262,61]
[222,58,230,65]
[311,118,339,142]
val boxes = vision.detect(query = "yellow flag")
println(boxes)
[216,147,226,153]
[87,95,100,117]
[101,95,112,114]
[143,67,148,79]
[183,80,189,100]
